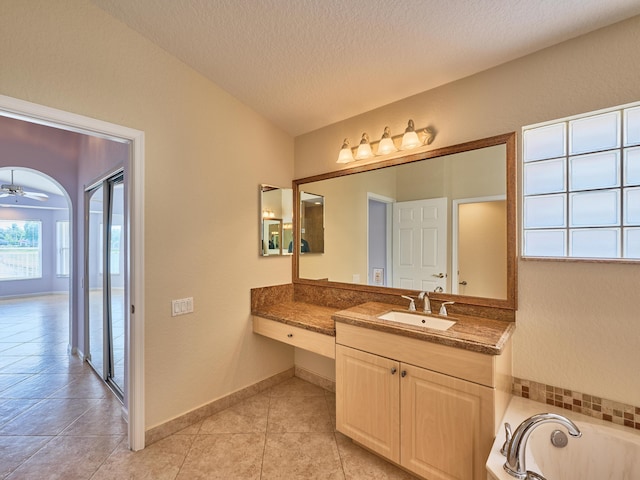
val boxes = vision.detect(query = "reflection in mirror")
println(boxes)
[295,192,324,254]
[452,196,507,298]
[260,184,293,256]
[293,133,516,309]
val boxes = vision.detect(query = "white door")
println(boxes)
[392,198,447,291]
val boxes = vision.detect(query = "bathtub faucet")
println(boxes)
[503,412,582,479]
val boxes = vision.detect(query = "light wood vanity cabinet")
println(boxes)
[336,322,511,480]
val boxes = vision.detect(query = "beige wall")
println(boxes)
[0,0,294,428]
[295,16,640,406]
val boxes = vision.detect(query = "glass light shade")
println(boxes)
[355,133,374,160]
[401,130,420,150]
[377,137,397,155]
[376,126,398,155]
[401,119,422,150]
[336,138,354,164]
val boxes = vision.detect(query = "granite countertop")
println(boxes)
[252,300,514,355]
[332,302,514,355]
[252,301,337,336]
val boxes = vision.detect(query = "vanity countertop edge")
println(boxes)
[252,300,514,355]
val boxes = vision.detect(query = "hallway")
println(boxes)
[0,295,416,479]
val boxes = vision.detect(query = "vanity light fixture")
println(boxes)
[354,133,374,160]
[337,138,355,164]
[336,119,437,163]
[376,126,398,155]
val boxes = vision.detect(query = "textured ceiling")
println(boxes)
[90,0,640,136]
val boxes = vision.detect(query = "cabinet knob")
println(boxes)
[287,333,293,338]
[391,367,397,375]
[401,370,407,378]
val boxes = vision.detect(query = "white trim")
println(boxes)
[0,94,146,451]
[451,195,506,293]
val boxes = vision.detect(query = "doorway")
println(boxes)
[452,195,507,298]
[0,93,145,450]
[86,172,125,398]
[367,193,394,286]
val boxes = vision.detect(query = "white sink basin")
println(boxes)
[377,311,456,331]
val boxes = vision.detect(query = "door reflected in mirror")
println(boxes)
[452,196,507,298]
[260,184,293,256]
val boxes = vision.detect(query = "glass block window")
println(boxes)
[523,102,640,259]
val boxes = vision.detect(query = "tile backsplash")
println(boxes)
[513,377,640,431]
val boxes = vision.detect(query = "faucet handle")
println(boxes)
[439,301,455,316]
[401,295,416,311]
[500,422,512,456]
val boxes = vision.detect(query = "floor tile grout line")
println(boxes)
[3,434,57,478]
[258,394,272,479]
[87,434,128,480]
[173,428,199,479]
[333,431,348,479]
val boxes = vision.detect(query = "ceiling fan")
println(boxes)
[0,170,49,202]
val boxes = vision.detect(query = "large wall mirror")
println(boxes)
[260,184,293,256]
[293,133,517,310]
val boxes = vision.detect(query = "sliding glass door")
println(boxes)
[86,172,125,398]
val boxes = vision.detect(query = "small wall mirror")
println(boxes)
[260,184,293,256]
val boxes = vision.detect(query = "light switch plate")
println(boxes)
[171,297,194,316]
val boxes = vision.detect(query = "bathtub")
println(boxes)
[487,396,640,480]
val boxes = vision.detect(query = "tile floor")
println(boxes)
[0,294,417,479]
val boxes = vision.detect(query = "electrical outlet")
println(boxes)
[171,297,194,316]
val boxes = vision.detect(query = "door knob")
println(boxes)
[391,367,397,375]
[432,273,445,278]
[459,280,467,285]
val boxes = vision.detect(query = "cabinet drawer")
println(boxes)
[253,316,335,359]
[336,322,494,387]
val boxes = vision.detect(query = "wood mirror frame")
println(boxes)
[292,132,517,311]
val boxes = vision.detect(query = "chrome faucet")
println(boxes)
[418,291,431,313]
[503,413,581,479]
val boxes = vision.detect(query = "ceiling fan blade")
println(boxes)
[23,192,49,201]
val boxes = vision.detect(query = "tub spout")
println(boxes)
[503,413,581,479]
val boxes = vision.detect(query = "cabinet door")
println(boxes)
[400,365,493,480]
[336,345,400,463]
